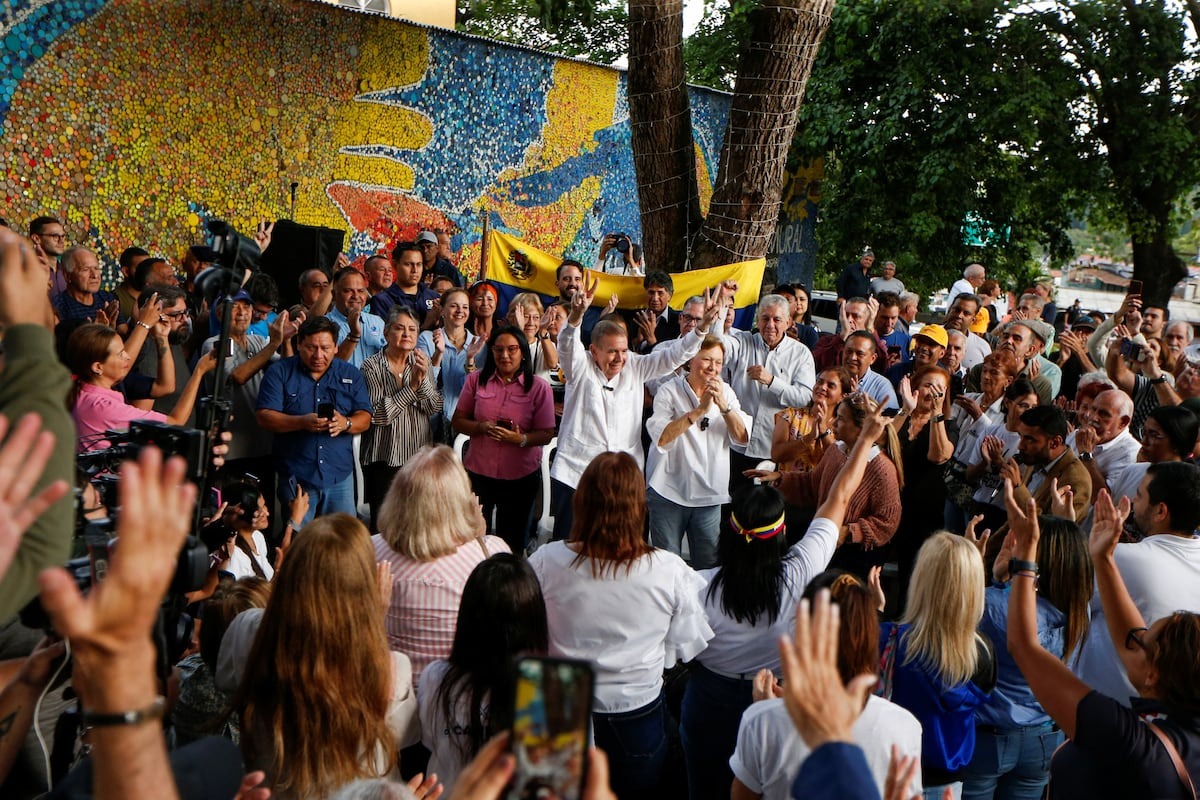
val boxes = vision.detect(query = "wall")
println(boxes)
[0,0,729,281]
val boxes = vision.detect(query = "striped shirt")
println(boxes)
[373,533,511,686]
[360,350,443,467]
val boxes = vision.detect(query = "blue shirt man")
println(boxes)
[256,316,372,521]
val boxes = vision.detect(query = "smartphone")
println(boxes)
[882,407,901,417]
[210,487,222,509]
[317,401,335,420]
[887,345,901,358]
[496,418,516,431]
[506,656,594,800]
[287,475,299,498]
[1127,279,1143,297]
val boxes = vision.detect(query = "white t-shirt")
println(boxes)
[695,518,838,677]
[1074,533,1200,703]
[528,542,713,713]
[226,530,274,581]
[417,659,477,795]
[730,695,922,800]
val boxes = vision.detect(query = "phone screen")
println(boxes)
[317,401,335,420]
[506,657,594,800]
[1127,279,1143,296]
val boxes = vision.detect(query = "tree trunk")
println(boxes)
[1130,221,1186,309]
[627,0,702,272]
[689,0,835,270]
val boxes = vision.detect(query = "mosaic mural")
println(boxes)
[0,0,731,282]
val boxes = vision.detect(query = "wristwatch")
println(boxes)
[1149,375,1168,384]
[345,417,352,433]
[1078,451,1094,462]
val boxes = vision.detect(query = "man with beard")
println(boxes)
[30,215,69,297]
[327,267,385,368]
[1076,462,1200,705]
[942,293,991,369]
[131,285,197,425]
[993,405,1092,536]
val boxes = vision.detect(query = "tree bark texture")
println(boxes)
[627,0,702,273]
[689,0,835,270]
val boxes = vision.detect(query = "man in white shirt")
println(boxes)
[550,274,719,539]
[1069,389,1139,496]
[720,294,816,492]
[949,263,985,304]
[1075,463,1200,704]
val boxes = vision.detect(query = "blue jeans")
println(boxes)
[961,725,1063,800]
[280,471,357,526]
[592,694,668,799]
[679,664,753,800]
[647,488,721,569]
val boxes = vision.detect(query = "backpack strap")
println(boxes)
[1145,720,1198,800]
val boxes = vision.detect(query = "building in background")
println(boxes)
[318,0,455,28]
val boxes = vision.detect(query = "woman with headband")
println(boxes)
[679,403,892,800]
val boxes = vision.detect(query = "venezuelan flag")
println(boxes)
[485,231,766,329]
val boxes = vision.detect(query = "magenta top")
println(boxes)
[73,383,168,452]
[457,371,555,480]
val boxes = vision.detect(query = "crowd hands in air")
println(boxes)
[1,220,1199,800]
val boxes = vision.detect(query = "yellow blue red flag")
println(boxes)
[485,231,766,327]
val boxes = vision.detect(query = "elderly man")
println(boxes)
[298,268,331,314]
[550,275,719,539]
[647,294,707,395]
[870,260,905,296]
[941,329,967,394]
[256,316,372,521]
[966,320,1054,405]
[51,247,117,322]
[885,324,947,391]
[943,293,991,369]
[1068,388,1139,495]
[327,267,385,368]
[720,293,817,486]
[949,263,985,304]
[1164,320,1193,362]
[363,255,395,298]
[897,291,921,334]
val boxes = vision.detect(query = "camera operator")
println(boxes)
[595,232,645,277]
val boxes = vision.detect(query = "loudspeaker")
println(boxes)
[258,219,346,308]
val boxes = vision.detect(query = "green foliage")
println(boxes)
[457,0,627,65]
[682,0,756,91]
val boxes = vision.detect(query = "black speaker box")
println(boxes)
[258,219,346,308]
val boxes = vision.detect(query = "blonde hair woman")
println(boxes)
[506,291,558,379]
[880,532,995,800]
[374,445,510,685]
[234,514,417,799]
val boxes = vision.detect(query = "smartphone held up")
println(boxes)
[506,656,595,800]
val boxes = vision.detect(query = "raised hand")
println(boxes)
[1089,488,1130,564]
[603,292,619,316]
[431,326,446,356]
[699,287,721,333]
[635,310,657,346]
[898,376,917,414]
[998,457,1022,488]
[982,435,1005,465]
[466,335,487,361]
[0,414,70,584]
[1002,477,1040,559]
[964,514,991,559]
[410,348,430,388]
[568,273,600,325]
[1074,425,1097,454]
[868,565,886,613]
[1048,478,1076,521]
[510,303,527,331]
[751,668,782,702]
[954,394,982,420]
[254,221,274,253]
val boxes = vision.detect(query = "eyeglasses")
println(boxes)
[680,314,703,325]
[491,345,522,355]
[252,307,274,320]
[162,309,190,319]
[38,232,67,241]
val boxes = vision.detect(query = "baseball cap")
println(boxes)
[1072,314,1100,332]
[416,231,438,245]
[911,323,949,349]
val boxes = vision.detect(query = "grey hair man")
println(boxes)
[949,263,985,304]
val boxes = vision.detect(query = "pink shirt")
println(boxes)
[457,372,555,480]
[373,533,511,687]
[72,383,168,452]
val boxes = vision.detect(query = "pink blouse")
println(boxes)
[456,372,555,480]
[73,383,168,452]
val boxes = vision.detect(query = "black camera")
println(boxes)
[610,232,631,254]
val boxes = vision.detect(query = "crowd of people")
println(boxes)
[1,217,1199,800]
